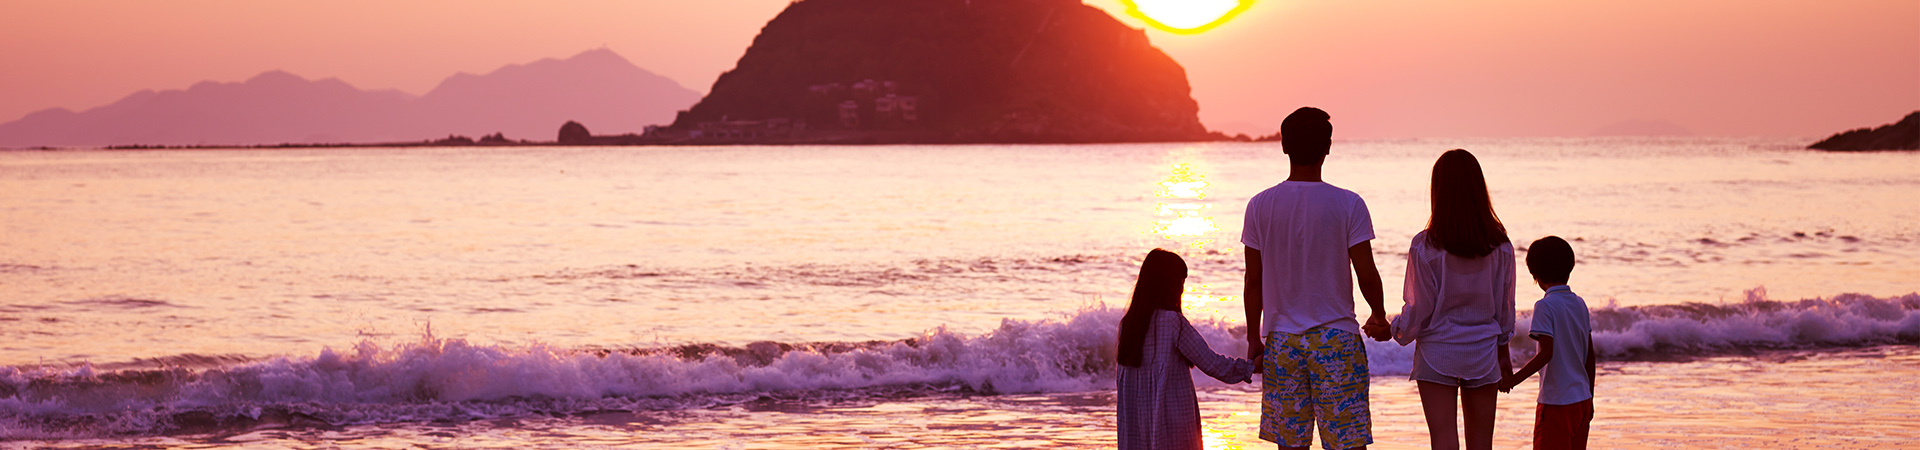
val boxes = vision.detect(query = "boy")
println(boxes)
[1498,236,1594,450]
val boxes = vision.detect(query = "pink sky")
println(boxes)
[2,0,1913,138]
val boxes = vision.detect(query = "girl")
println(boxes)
[1117,248,1255,450]
[1391,149,1517,450]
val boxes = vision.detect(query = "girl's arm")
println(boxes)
[1175,315,1254,384]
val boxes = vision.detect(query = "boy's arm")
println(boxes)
[1498,334,1554,393]
[1244,247,1265,362]
[1586,333,1597,394]
[1349,242,1388,340]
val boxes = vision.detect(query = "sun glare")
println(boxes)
[1121,0,1252,34]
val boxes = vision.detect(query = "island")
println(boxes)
[1809,111,1919,151]
[650,0,1220,144]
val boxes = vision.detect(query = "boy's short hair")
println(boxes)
[1526,236,1575,284]
[1280,107,1332,166]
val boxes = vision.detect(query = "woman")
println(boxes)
[1117,248,1255,450]
[1391,149,1517,450]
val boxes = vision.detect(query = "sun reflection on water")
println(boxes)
[1148,150,1238,317]
[1153,161,1218,241]
[1157,161,1209,200]
[1199,409,1259,450]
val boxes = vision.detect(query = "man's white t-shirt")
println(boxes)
[1240,181,1374,337]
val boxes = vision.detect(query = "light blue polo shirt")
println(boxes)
[1529,285,1594,405]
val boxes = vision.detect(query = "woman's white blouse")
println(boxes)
[1391,231,1517,380]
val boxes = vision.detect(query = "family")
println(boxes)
[1116,107,1597,450]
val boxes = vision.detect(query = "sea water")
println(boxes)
[1,139,1916,448]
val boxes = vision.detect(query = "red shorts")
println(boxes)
[1533,399,1593,450]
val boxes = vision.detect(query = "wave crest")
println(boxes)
[1575,289,1920,359]
[0,305,1140,438]
[4,290,1916,438]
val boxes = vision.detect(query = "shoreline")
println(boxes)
[5,345,1916,446]
[0,134,1854,152]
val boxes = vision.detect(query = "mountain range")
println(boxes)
[0,49,701,148]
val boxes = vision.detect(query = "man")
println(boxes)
[1242,107,1389,450]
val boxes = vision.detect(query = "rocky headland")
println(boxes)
[660,0,1217,144]
[1809,111,1920,151]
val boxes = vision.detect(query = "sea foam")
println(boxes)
[1581,289,1920,358]
[3,290,1915,438]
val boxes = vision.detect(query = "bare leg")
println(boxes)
[1417,381,1461,450]
[1461,384,1499,450]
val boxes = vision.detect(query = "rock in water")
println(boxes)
[1809,111,1920,151]
[670,0,1210,143]
[558,120,592,144]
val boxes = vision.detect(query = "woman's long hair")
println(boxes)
[1425,149,1509,258]
[1118,248,1187,368]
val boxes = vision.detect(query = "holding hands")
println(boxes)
[1247,336,1266,375]
[1362,313,1391,341]
[1496,374,1521,393]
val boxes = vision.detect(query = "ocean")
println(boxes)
[1,138,1916,448]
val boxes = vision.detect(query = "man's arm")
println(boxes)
[1244,247,1265,362]
[1498,335,1554,393]
[1349,242,1387,340]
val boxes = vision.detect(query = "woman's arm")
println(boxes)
[1497,245,1517,346]
[1392,246,1437,346]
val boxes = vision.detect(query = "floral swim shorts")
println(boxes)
[1260,326,1372,450]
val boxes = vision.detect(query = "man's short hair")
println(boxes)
[1280,107,1332,166]
[1527,236,1575,284]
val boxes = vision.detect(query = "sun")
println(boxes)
[1120,0,1253,34]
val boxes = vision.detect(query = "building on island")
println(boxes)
[808,79,921,131]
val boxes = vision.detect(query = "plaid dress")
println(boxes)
[1118,310,1256,450]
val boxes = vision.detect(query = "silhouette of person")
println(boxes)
[1117,248,1256,450]
[1388,149,1517,450]
[1241,107,1387,450]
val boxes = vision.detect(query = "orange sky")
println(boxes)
[2,0,1914,138]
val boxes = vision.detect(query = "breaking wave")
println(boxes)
[1576,289,1920,358]
[3,290,1916,438]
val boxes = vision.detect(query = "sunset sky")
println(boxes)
[2,0,1914,139]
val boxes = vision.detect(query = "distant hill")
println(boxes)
[0,49,700,148]
[1809,111,1919,151]
[0,72,416,147]
[669,0,1212,143]
[412,48,700,140]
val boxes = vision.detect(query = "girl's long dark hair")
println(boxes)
[1118,248,1187,368]
[1425,149,1508,257]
